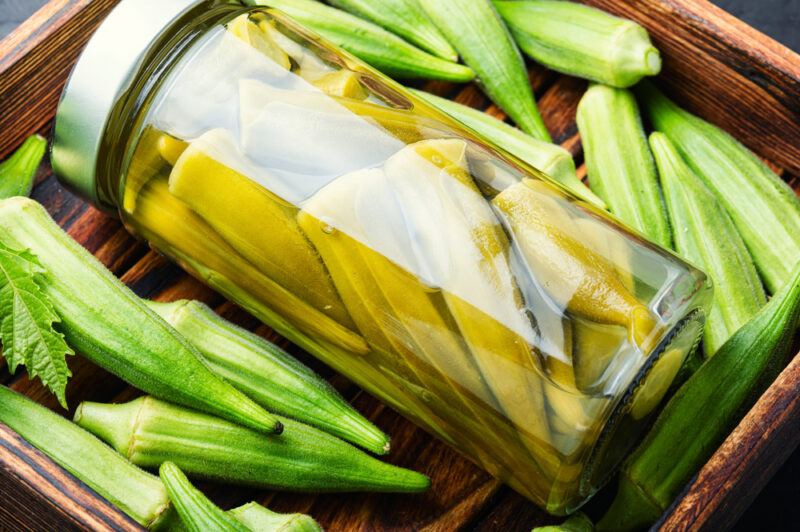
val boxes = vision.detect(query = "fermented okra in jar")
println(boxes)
[52,0,711,515]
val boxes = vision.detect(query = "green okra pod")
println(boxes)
[494,0,661,88]
[75,397,431,493]
[532,512,593,532]
[0,198,281,435]
[160,462,249,532]
[598,260,800,531]
[411,88,605,208]
[230,502,322,532]
[256,0,474,82]
[650,132,765,356]
[328,0,457,61]
[0,135,47,199]
[639,82,800,293]
[0,386,172,529]
[576,84,671,248]
[419,0,551,140]
[146,299,390,455]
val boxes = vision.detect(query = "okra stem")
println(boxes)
[147,299,391,455]
[75,397,431,493]
[0,386,172,529]
[230,503,322,532]
[0,134,47,199]
[598,260,800,531]
[0,198,282,436]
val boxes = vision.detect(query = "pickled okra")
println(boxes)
[0,198,281,436]
[0,386,173,529]
[410,89,605,208]
[147,298,390,454]
[76,397,431,493]
[168,129,353,328]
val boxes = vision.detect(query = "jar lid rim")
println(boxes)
[51,0,213,207]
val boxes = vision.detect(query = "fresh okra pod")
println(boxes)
[0,386,173,529]
[598,260,800,531]
[532,512,593,532]
[419,0,551,140]
[650,132,765,356]
[0,198,281,435]
[255,0,475,82]
[75,397,431,493]
[146,298,390,455]
[494,0,661,87]
[328,0,457,61]
[160,462,249,532]
[639,82,800,293]
[577,84,672,248]
[229,502,322,532]
[410,88,605,208]
[0,135,47,199]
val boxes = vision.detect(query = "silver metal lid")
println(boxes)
[51,0,211,206]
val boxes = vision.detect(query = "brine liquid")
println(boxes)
[119,11,706,514]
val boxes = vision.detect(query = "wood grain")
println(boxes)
[0,0,798,531]
[582,0,800,174]
[0,423,141,532]
[0,0,119,159]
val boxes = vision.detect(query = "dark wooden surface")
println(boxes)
[0,1,799,531]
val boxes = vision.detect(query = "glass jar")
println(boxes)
[52,0,711,515]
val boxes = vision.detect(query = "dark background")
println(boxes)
[1,0,798,530]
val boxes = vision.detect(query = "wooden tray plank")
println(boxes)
[582,0,800,174]
[0,424,139,532]
[0,0,119,159]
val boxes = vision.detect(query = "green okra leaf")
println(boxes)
[577,84,671,248]
[146,299,390,455]
[494,1,661,88]
[419,0,550,140]
[411,88,605,208]
[160,462,249,532]
[638,82,800,293]
[0,386,172,529]
[0,243,73,407]
[598,260,800,531]
[328,0,457,61]
[75,397,431,493]
[0,135,47,199]
[0,197,281,436]
[230,503,322,532]
[650,132,765,356]
[255,0,475,82]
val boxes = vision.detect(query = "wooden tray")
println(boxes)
[1,1,798,530]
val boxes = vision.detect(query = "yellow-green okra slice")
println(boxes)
[167,128,353,329]
[382,139,554,462]
[134,178,368,356]
[493,179,657,347]
[299,166,549,483]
